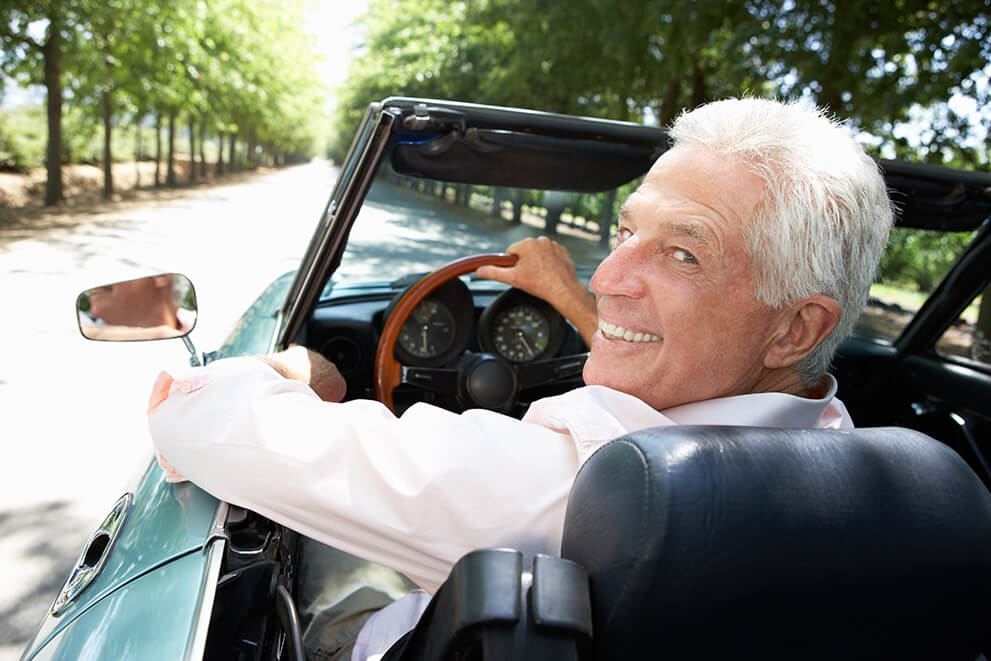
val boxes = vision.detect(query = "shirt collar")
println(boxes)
[660,374,840,429]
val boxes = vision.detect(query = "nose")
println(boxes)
[590,236,647,298]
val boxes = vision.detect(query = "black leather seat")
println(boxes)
[562,425,991,660]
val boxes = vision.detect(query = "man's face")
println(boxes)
[88,276,168,326]
[583,144,792,410]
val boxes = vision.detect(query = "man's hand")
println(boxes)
[476,237,598,346]
[257,345,347,402]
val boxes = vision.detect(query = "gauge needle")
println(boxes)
[421,326,429,353]
[516,329,535,358]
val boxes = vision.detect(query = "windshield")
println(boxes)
[330,162,624,289]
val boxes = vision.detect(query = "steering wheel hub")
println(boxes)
[463,354,518,411]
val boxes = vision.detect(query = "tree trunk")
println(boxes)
[545,207,561,235]
[491,187,505,218]
[657,77,682,128]
[228,133,236,172]
[690,62,709,109]
[199,115,207,177]
[166,113,176,186]
[155,114,162,186]
[216,131,224,176]
[511,189,524,224]
[134,113,142,188]
[188,116,196,183]
[42,17,63,205]
[599,189,617,247]
[102,88,113,199]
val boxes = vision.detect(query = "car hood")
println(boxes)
[21,460,222,659]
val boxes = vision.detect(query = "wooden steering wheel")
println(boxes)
[374,253,518,413]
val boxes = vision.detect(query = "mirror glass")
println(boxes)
[77,274,197,341]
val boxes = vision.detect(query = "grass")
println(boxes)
[870,282,981,323]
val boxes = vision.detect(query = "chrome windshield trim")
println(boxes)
[184,536,227,661]
[206,501,231,546]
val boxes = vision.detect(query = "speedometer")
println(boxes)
[397,299,456,359]
[492,304,551,362]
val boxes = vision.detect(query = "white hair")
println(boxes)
[668,98,894,386]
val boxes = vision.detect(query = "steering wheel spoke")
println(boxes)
[375,253,518,413]
[400,365,460,396]
[516,353,588,390]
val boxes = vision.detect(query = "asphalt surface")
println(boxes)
[0,162,334,658]
[1,160,610,658]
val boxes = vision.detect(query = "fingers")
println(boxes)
[155,450,188,483]
[475,263,515,284]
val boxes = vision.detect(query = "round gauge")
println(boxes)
[397,299,456,360]
[492,304,551,362]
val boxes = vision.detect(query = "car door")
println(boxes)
[833,160,991,489]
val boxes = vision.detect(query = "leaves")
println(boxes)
[0,0,330,167]
[335,0,990,166]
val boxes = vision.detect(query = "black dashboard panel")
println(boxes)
[306,286,586,414]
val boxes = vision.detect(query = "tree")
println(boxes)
[0,0,83,204]
[751,0,990,158]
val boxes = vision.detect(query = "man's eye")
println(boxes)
[613,227,632,249]
[672,248,698,265]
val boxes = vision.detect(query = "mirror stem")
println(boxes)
[183,335,202,367]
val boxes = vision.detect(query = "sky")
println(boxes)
[306,0,369,89]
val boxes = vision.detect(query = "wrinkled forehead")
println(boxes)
[633,144,768,234]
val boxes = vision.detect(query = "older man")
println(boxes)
[149,98,892,657]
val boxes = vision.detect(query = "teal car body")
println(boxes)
[21,466,226,660]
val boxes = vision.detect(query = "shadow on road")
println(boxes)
[0,501,92,655]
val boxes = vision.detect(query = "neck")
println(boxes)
[752,367,825,400]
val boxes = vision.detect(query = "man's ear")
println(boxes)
[763,295,841,370]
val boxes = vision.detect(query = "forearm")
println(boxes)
[553,282,598,347]
[147,357,577,591]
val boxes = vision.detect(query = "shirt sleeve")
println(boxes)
[147,357,579,592]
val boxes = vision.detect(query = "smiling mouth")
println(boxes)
[599,320,661,343]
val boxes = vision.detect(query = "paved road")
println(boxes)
[1,160,611,657]
[1,162,334,658]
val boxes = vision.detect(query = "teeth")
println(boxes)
[599,320,661,343]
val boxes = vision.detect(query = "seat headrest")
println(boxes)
[561,426,991,660]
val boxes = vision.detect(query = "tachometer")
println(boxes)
[479,288,567,364]
[397,299,456,360]
[492,304,551,362]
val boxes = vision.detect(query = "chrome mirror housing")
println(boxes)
[76,274,198,342]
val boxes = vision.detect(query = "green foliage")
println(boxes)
[878,227,978,292]
[0,0,330,180]
[0,106,46,170]
[337,0,990,169]
[62,105,103,163]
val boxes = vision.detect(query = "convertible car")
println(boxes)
[21,98,991,660]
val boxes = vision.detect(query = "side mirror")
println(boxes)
[77,274,198,342]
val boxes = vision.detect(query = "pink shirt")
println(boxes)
[148,356,852,592]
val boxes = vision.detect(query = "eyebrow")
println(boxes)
[618,204,715,248]
[668,222,711,246]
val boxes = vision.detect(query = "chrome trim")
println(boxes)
[268,309,284,354]
[205,501,231,547]
[277,106,398,349]
[51,493,133,616]
[183,537,227,661]
[231,530,272,556]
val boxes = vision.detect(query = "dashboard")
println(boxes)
[305,280,587,416]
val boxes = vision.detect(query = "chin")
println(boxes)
[582,358,625,393]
